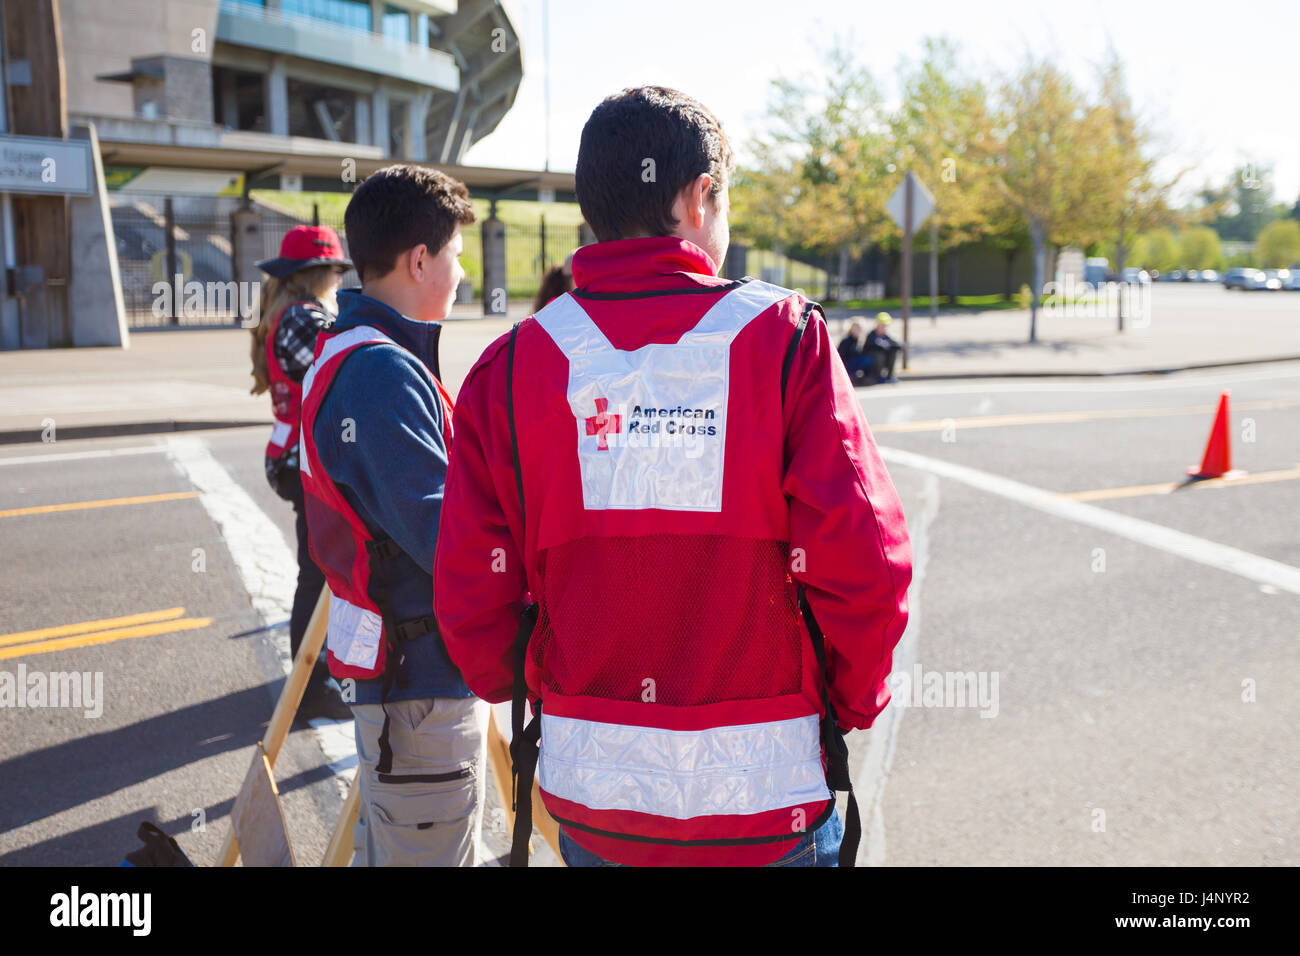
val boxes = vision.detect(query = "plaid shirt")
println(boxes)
[266,299,332,479]
[273,299,332,382]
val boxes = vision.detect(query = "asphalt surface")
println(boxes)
[0,360,1296,866]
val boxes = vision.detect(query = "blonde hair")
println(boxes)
[249,265,340,395]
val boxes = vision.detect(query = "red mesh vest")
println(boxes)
[520,281,834,866]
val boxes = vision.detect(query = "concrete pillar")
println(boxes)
[68,123,128,347]
[481,215,506,316]
[723,244,748,281]
[372,87,389,155]
[355,95,371,146]
[408,93,430,162]
[266,58,288,137]
[231,203,263,312]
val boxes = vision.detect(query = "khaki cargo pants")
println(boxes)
[350,697,488,867]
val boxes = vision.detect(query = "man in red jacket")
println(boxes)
[433,86,912,867]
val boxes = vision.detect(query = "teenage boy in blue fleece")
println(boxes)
[298,164,483,866]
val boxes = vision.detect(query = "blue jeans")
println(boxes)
[557,806,844,867]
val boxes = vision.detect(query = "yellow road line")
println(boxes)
[1060,465,1300,502]
[0,607,187,649]
[0,617,213,661]
[872,398,1300,434]
[0,491,197,519]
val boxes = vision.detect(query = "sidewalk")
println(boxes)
[2,288,1296,442]
[821,289,1300,378]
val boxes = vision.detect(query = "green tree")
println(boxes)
[891,37,999,301]
[1203,164,1279,241]
[1256,219,1300,268]
[732,39,892,292]
[983,58,1118,342]
[1095,49,1182,327]
[1177,226,1224,271]
[1138,228,1180,273]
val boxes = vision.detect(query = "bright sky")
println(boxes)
[466,0,1300,208]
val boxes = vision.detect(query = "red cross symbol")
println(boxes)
[583,397,622,451]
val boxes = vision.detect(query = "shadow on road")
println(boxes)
[0,683,334,855]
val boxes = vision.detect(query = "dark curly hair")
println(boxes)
[344,164,476,282]
[575,86,734,242]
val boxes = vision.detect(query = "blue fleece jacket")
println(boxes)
[311,288,472,704]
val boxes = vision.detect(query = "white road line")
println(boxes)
[164,435,354,798]
[0,444,166,467]
[879,446,1300,595]
[855,470,940,867]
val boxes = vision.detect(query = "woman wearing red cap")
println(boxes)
[249,225,351,699]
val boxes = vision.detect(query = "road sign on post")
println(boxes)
[886,172,935,370]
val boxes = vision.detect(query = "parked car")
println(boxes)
[1121,267,1150,284]
[1224,267,1268,290]
[1187,269,1200,281]
[1285,271,1300,291]
[1084,257,1110,285]
[1165,269,1184,282]
[1199,269,1220,283]
[1263,270,1287,291]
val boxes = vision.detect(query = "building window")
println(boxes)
[287,78,358,142]
[213,66,268,132]
[281,0,370,32]
[382,5,410,44]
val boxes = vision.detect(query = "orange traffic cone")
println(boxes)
[1186,390,1246,480]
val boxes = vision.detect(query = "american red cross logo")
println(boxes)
[583,397,622,451]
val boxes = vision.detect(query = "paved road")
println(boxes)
[848,361,1299,865]
[0,361,1296,866]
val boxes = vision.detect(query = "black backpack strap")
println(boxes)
[506,321,542,867]
[781,300,817,398]
[785,300,860,867]
[363,534,435,775]
[797,586,860,867]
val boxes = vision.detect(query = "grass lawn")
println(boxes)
[827,293,1024,313]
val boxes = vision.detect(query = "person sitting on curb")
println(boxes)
[836,316,877,386]
[866,311,904,384]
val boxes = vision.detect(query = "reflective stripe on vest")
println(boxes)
[327,589,384,671]
[533,280,790,512]
[538,711,826,819]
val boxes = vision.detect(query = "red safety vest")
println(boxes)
[297,325,455,681]
[519,281,834,866]
[263,300,315,461]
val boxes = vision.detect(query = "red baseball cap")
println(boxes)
[257,225,352,278]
